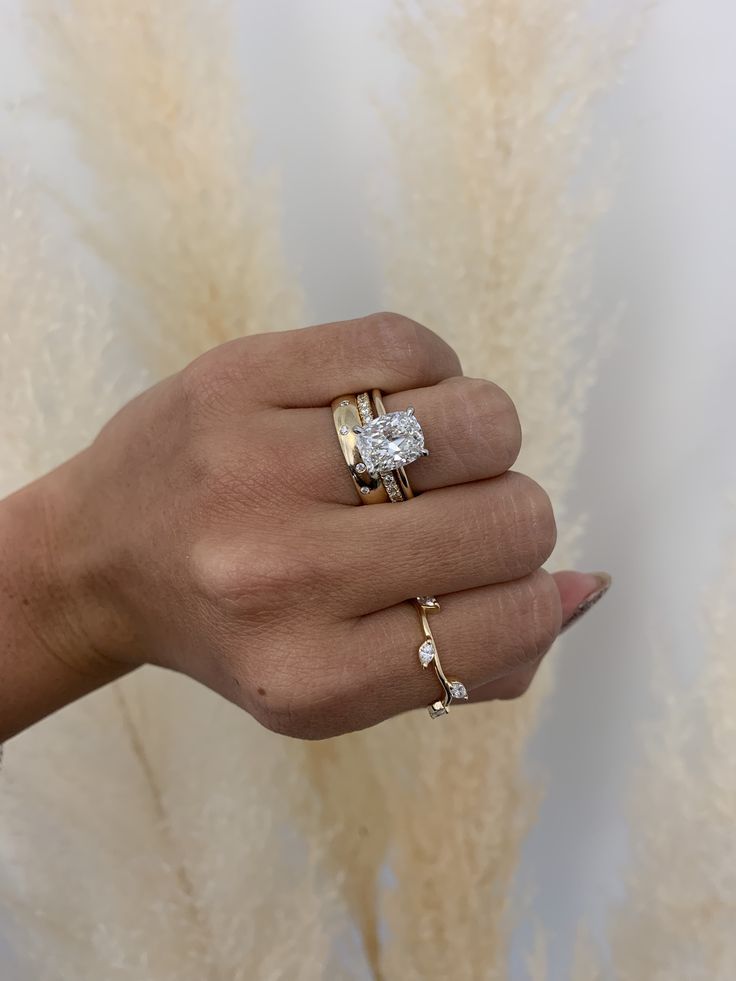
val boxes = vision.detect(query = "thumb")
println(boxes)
[552,570,612,633]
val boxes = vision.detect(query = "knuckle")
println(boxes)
[189,536,329,614]
[251,647,341,741]
[450,377,522,469]
[497,669,536,701]
[511,473,558,567]
[359,312,458,381]
[179,350,231,417]
[523,570,562,659]
[179,339,260,417]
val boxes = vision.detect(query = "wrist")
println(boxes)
[0,460,130,740]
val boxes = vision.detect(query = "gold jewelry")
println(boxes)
[332,388,467,717]
[355,391,406,502]
[415,596,468,718]
[331,396,390,503]
[369,390,415,502]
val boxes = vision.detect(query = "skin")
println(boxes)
[0,313,610,743]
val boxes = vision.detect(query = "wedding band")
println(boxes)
[331,395,390,503]
[331,388,467,718]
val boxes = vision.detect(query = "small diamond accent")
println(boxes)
[382,472,404,503]
[360,486,371,496]
[339,400,350,406]
[355,410,425,478]
[418,640,435,667]
[354,462,366,474]
[357,393,374,424]
[339,425,349,436]
[417,596,439,610]
[449,681,468,701]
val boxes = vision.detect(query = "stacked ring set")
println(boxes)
[331,390,468,719]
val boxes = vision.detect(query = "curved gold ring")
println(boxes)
[416,596,468,718]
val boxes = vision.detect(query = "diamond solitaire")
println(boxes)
[354,409,427,478]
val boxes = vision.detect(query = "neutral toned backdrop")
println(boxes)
[1,1,735,977]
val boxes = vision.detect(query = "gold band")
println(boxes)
[331,395,389,504]
[331,387,467,717]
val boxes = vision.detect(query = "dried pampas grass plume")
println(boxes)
[0,0,625,979]
[27,0,303,375]
[0,163,128,494]
[289,2,624,979]
[385,0,623,518]
[1,4,343,980]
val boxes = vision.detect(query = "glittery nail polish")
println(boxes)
[562,572,612,632]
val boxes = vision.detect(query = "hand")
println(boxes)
[0,313,610,740]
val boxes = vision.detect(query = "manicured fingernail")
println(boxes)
[562,572,612,632]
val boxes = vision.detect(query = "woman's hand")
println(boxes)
[0,313,609,740]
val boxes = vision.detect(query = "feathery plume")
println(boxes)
[27,0,303,375]
[289,2,621,977]
[0,0,623,977]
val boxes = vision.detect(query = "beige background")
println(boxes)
[1,1,735,977]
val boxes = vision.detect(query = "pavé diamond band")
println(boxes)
[331,388,468,718]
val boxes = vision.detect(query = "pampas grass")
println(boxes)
[0,4,339,980]
[27,0,303,376]
[288,2,619,978]
[1,1,620,978]
[604,537,736,981]
[0,163,125,495]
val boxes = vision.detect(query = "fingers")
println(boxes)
[468,571,613,705]
[285,375,521,505]
[333,471,557,614]
[318,570,562,736]
[382,377,522,492]
[185,313,463,411]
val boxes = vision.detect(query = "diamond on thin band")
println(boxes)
[355,410,426,478]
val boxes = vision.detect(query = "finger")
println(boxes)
[332,471,557,615]
[192,313,463,409]
[471,570,612,703]
[382,377,522,491]
[317,570,562,736]
[286,375,521,505]
[470,659,542,703]
[554,570,612,630]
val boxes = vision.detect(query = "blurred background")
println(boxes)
[1,1,735,978]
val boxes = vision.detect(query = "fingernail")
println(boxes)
[562,572,612,633]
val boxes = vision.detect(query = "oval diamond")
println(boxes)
[418,640,435,667]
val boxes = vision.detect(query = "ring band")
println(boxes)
[331,388,468,718]
[331,395,390,503]
[416,596,469,717]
